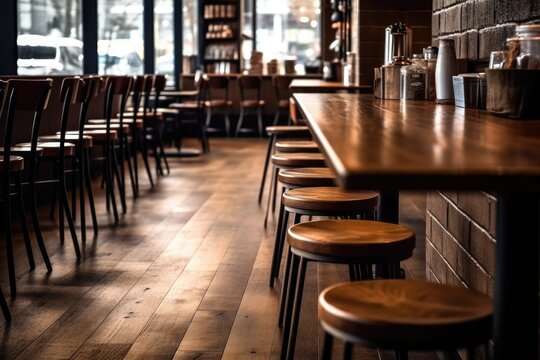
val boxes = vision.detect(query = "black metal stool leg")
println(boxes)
[342,341,353,360]
[258,135,275,204]
[321,332,333,360]
[285,256,308,360]
[278,247,293,327]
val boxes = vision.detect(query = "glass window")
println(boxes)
[17,0,83,75]
[182,0,199,73]
[155,0,174,84]
[244,0,321,72]
[98,0,144,75]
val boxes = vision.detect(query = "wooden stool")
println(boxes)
[264,152,327,228]
[274,140,319,153]
[278,167,335,188]
[319,279,493,359]
[281,219,415,360]
[269,186,378,287]
[258,125,311,205]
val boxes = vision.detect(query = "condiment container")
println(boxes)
[435,39,458,104]
[380,56,411,99]
[452,73,487,109]
[400,55,427,100]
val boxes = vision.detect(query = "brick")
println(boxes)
[444,0,459,7]
[442,230,459,270]
[433,0,445,12]
[448,204,471,250]
[461,0,474,31]
[427,242,448,283]
[430,216,445,251]
[457,32,468,58]
[467,29,479,60]
[446,265,465,287]
[457,250,489,294]
[432,13,441,37]
[470,223,496,276]
[457,191,490,230]
[426,211,432,240]
[488,193,497,237]
[427,191,448,226]
[478,24,515,59]
[445,4,462,33]
[495,0,533,23]
[473,0,495,30]
[441,190,458,204]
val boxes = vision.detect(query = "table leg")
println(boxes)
[494,192,539,360]
[379,190,399,224]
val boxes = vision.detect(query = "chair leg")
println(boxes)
[258,135,275,204]
[28,168,52,272]
[235,107,244,137]
[157,122,170,175]
[124,138,138,198]
[15,172,35,271]
[56,161,65,245]
[112,143,127,214]
[2,176,17,297]
[283,255,307,360]
[71,157,77,221]
[321,332,333,360]
[139,130,155,187]
[0,285,11,322]
[257,108,263,138]
[59,156,81,260]
[104,144,119,223]
[269,200,286,287]
[77,153,86,244]
[132,126,140,192]
[84,149,99,237]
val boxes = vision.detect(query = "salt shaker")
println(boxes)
[435,39,458,104]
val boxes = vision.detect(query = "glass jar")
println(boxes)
[400,59,427,100]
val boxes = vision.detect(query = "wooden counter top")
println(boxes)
[290,79,371,93]
[294,93,540,191]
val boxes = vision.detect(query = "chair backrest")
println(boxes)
[76,76,103,148]
[2,79,53,167]
[151,75,167,117]
[206,75,230,102]
[103,76,133,134]
[239,75,262,101]
[273,75,294,101]
[57,77,85,148]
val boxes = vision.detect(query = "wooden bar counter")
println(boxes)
[294,93,540,359]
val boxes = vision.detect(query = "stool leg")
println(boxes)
[274,207,291,282]
[280,252,301,357]
[342,342,353,360]
[0,285,10,322]
[271,169,279,213]
[285,256,308,360]
[235,107,244,137]
[263,165,276,228]
[395,349,408,360]
[258,135,275,204]
[269,199,286,287]
[278,247,293,327]
[321,332,333,360]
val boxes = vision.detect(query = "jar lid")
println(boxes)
[392,56,412,65]
[516,24,540,37]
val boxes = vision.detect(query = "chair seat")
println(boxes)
[283,187,379,213]
[271,152,326,168]
[88,118,144,128]
[84,123,131,135]
[16,142,75,157]
[39,134,93,148]
[319,279,493,350]
[278,167,336,187]
[66,130,119,142]
[168,102,200,110]
[266,125,310,136]
[205,99,233,108]
[0,146,44,157]
[123,112,164,121]
[287,219,415,260]
[241,99,265,108]
[0,156,24,172]
[275,140,319,153]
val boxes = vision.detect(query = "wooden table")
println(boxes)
[290,79,371,93]
[294,93,540,359]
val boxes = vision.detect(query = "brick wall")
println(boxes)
[426,191,497,296]
[432,0,540,60]
[357,0,432,86]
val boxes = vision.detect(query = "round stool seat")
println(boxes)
[283,187,378,213]
[275,140,319,153]
[271,153,326,168]
[319,279,493,350]
[287,220,415,260]
[266,125,310,137]
[0,156,24,172]
[279,167,335,187]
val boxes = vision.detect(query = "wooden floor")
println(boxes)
[0,138,436,360]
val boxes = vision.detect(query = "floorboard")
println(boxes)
[0,138,434,359]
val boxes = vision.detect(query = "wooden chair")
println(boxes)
[145,74,170,177]
[319,280,493,359]
[0,79,54,296]
[273,75,294,125]
[281,219,416,359]
[235,75,265,137]
[40,77,101,243]
[204,75,233,136]
[167,73,210,153]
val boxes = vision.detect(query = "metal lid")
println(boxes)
[516,24,540,37]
